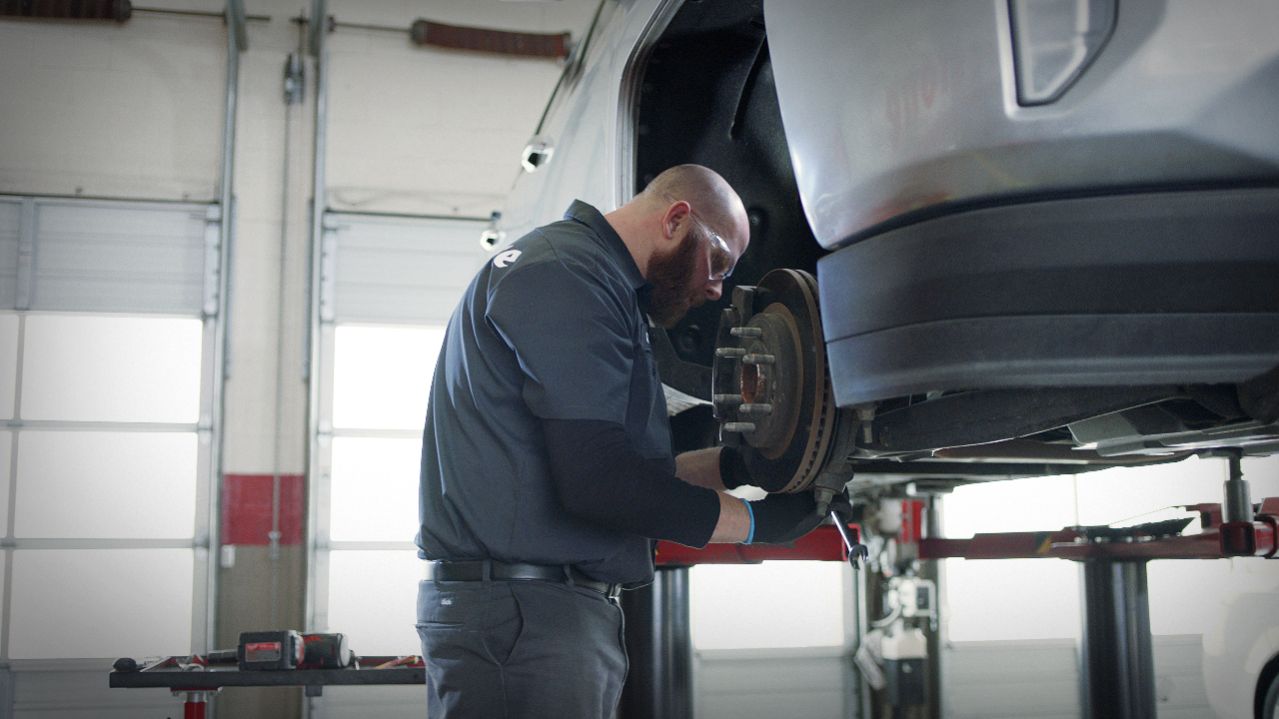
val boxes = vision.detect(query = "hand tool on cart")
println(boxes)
[110,629,414,719]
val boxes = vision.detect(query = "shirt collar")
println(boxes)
[564,200,647,292]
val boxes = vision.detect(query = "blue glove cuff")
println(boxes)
[741,498,755,545]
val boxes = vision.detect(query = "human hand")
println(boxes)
[746,491,825,544]
[719,445,791,493]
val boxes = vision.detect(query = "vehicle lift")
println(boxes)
[109,460,1274,718]
[619,455,1278,719]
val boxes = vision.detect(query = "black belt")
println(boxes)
[431,560,623,600]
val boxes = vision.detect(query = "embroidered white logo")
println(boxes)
[494,249,522,268]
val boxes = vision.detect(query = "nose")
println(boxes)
[705,280,723,302]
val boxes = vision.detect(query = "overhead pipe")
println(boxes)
[304,14,571,60]
[0,1,269,24]
[0,0,131,21]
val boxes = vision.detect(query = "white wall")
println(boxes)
[221,0,598,473]
[323,1,583,218]
[0,0,597,483]
[0,3,224,200]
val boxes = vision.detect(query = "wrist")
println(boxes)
[741,498,755,544]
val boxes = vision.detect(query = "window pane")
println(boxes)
[942,476,1083,641]
[942,474,1078,538]
[326,550,424,656]
[330,437,420,542]
[1074,456,1227,528]
[1148,559,1242,636]
[944,558,1081,641]
[1073,456,1279,636]
[15,431,197,538]
[21,314,202,423]
[690,562,845,650]
[0,312,16,419]
[10,549,193,659]
[332,325,444,430]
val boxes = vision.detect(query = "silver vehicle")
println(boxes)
[502,0,1279,495]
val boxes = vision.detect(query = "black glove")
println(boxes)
[719,446,790,493]
[719,446,750,490]
[746,491,825,545]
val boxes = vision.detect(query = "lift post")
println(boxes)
[619,567,694,719]
[1079,559,1156,719]
[920,493,1278,719]
[626,525,862,719]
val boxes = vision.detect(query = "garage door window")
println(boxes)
[311,213,486,655]
[0,197,218,661]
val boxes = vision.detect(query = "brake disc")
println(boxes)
[711,269,838,493]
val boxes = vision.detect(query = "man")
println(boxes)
[416,164,827,717]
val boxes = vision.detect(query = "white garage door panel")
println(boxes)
[31,202,210,313]
[0,200,19,308]
[329,214,487,324]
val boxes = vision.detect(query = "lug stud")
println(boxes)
[730,326,763,338]
[723,422,757,433]
[742,353,775,365]
[715,347,747,359]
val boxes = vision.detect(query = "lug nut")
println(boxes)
[715,347,747,359]
[730,326,763,338]
[713,393,744,407]
[723,422,757,433]
[742,353,775,365]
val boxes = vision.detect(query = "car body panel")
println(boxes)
[764,0,1279,250]
[1203,589,1279,718]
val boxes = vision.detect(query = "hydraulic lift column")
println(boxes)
[619,566,693,719]
[920,481,1278,719]
[1078,559,1155,719]
[622,528,862,719]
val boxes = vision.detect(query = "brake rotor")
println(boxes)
[711,269,837,493]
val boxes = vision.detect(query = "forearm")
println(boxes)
[708,493,750,543]
[675,447,727,491]
[543,418,721,547]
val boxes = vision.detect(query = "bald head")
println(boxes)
[604,164,750,325]
[638,165,748,248]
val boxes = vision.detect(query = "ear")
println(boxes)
[661,200,692,244]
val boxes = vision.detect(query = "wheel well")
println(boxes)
[634,0,822,369]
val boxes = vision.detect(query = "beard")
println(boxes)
[646,230,702,328]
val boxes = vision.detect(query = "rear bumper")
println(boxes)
[818,187,1279,407]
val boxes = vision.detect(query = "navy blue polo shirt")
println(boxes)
[416,200,673,584]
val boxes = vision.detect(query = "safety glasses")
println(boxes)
[662,194,738,282]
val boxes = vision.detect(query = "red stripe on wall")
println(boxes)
[221,474,305,545]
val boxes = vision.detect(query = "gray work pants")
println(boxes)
[416,578,627,718]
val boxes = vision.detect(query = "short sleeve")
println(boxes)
[485,254,637,423]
